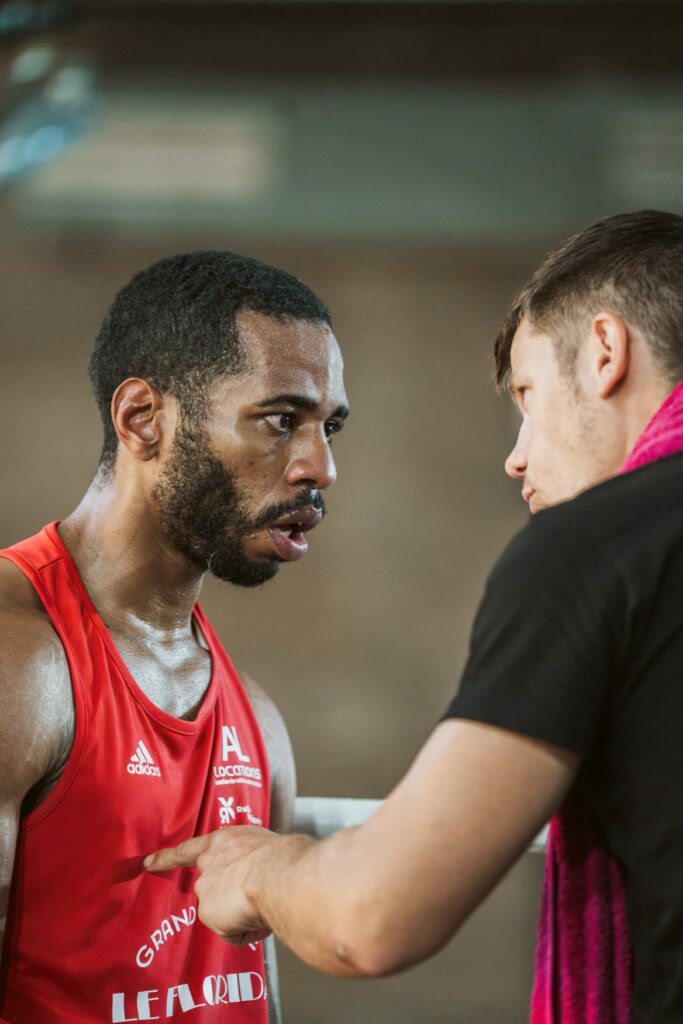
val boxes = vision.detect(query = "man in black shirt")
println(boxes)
[147,211,683,1022]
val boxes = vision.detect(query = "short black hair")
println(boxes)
[88,250,332,471]
[494,210,683,388]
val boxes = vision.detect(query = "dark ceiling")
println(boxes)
[2,2,683,85]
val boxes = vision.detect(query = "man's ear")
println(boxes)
[589,312,631,399]
[111,378,167,462]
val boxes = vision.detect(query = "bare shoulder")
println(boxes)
[0,557,69,681]
[239,673,289,743]
[0,558,74,795]
[240,672,296,834]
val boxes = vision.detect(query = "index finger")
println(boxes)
[143,834,212,872]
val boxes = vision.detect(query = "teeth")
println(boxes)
[271,523,305,538]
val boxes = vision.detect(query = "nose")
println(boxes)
[505,421,528,480]
[286,426,337,491]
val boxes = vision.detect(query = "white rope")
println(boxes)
[293,796,549,852]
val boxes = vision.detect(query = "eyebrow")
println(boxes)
[256,393,350,419]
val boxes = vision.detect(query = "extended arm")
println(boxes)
[146,717,578,977]
[146,517,608,979]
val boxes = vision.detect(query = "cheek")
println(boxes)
[234,460,287,515]
[232,445,284,483]
[526,412,567,471]
[529,408,589,492]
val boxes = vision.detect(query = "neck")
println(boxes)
[592,368,672,479]
[619,379,673,462]
[60,472,205,634]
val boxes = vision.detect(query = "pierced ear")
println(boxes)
[111,378,166,462]
[591,313,630,399]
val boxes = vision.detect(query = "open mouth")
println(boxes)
[265,505,323,562]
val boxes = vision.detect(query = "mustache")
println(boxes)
[251,490,326,530]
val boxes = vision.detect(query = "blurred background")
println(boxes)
[1,1,682,1020]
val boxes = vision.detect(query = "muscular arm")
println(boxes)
[0,565,74,959]
[239,673,296,1023]
[147,718,579,978]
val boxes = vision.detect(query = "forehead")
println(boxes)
[236,309,344,394]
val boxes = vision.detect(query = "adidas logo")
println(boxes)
[127,740,161,777]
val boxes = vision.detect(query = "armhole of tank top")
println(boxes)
[0,551,90,833]
[194,603,273,825]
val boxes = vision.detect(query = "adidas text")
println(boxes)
[127,763,161,777]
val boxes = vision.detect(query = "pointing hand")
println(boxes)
[144,826,276,946]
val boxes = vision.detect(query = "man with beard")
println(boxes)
[148,211,683,1023]
[0,251,348,1024]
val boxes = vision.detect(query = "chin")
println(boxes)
[528,492,548,514]
[535,487,579,511]
[210,560,280,588]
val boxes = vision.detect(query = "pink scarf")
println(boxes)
[531,380,683,1023]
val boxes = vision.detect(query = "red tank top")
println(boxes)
[0,523,271,1024]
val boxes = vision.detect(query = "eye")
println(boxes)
[264,413,295,433]
[515,387,529,412]
[324,419,343,441]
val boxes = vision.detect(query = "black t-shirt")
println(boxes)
[445,453,683,1023]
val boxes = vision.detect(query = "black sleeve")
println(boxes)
[444,510,624,758]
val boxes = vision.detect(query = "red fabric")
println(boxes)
[0,523,271,1024]
[531,380,683,1023]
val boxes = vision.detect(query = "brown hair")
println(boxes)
[494,210,683,389]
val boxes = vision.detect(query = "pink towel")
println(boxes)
[531,380,683,1023]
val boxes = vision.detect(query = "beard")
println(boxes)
[151,423,325,587]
